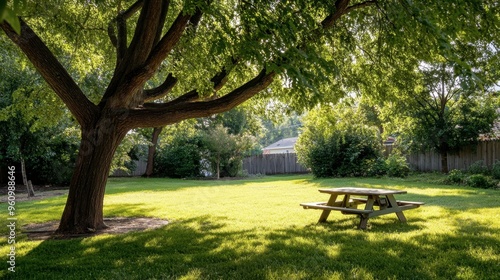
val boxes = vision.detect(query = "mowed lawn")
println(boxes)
[1,174,499,280]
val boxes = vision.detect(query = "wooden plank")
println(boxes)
[396,200,425,206]
[317,194,338,222]
[300,203,374,214]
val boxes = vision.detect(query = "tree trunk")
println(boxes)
[21,158,35,197]
[144,127,163,177]
[20,158,28,186]
[216,155,220,179]
[57,117,128,234]
[440,151,449,174]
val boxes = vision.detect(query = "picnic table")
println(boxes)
[300,187,424,229]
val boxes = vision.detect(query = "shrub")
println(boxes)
[297,128,383,178]
[465,174,496,189]
[467,160,489,175]
[154,135,203,178]
[362,158,388,177]
[492,161,500,180]
[446,169,465,185]
[385,153,410,178]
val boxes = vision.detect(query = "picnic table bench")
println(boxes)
[300,187,424,229]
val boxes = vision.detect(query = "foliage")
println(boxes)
[382,62,498,173]
[296,103,384,178]
[467,160,490,175]
[385,153,410,178]
[0,0,23,33]
[465,174,497,189]
[110,131,148,175]
[154,132,203,179]
[361,158,388,178]
[446,169,466,185]
[201,124,256,178]
[260,112,303,148]
[492,161,500,180]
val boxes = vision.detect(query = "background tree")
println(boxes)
[260,112,303,147]
[2,0,498,234]
[390,63,498,173]
[201,124,255,178]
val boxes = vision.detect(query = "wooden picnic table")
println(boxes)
[300,187,424,229]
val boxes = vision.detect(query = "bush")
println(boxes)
[467,160,489,175]
[446,169,465,185]
[465,174,496,189]
[154,135,203,178]
[362,158,388,177]
[492,161,500,180]
[297,127,383,178]
[385,153,410,178]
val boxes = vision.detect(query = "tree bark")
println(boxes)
[57,116,128,234]
[144,127,163,177]
[440,151,449,174]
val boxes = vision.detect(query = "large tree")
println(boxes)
[391,63,497,173]
[1,0,498,234]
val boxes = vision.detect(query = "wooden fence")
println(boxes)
[111,160,148,177]
[110,140,500,177]
[243,153,309,175]
[406,140,500,172]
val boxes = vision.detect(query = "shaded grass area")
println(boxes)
[1,175,499,279]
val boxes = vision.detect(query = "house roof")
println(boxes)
[263,137,298,151]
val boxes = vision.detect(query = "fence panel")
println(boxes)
[405,140,500,172]
[243,153,309,175]
[111,160,147,177]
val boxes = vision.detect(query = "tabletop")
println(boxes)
[318,187,407,196]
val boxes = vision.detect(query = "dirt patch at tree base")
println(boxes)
[23,217,169,240]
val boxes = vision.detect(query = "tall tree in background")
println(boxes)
[1,0,498,234]
[394,63,497,173]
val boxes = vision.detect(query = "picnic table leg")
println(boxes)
[357,195,376,229]
[358,214,369,229]
[386,195,407,222]
[318,194,338,223]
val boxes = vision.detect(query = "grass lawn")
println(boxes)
[1,174,499,280]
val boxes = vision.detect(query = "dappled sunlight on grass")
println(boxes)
[1,174,499,279]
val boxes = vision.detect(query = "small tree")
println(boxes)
[202,124,255,178]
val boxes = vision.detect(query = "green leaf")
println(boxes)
[2,7,21,34]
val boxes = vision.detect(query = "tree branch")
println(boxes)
[146,57,238,105]
[145,11,192,73]
[346,0,378,13]
[322,0,377,29]
[123,0,166,71]
[107,0,144,62]
[153,0,170,46]
[101,9,192,109]
[143,73,178,102]
[127,69,276,128]
[1,19,98,127]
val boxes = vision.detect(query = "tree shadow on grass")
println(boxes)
[7,213,500,280]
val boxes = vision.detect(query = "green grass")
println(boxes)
[1,174,500,280]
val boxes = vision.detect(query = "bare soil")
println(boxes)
[24,217,170,240]
[2,185,169,240]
